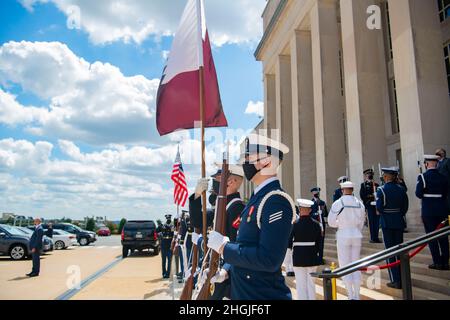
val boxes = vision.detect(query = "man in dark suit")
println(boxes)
[27,218,44,277]
[436,149,450,213]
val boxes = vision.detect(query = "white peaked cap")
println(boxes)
[297,199,314,208]
[338,176,349,182]
[340,181,355,189]
[229,165,244,177]
[424,155,440,161]
[246,134,290,155]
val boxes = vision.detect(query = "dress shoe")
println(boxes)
[26,273,33,277]
[28,273,39,277]
[386,282,402,289]
[428,264,441,270]
[440,265,450,271]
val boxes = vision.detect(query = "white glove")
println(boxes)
[195,178,209,198]
[207,231,229,254]
[184,267,192,281]
[191,232,202,246]
[211,268,228,284]
[177,234,181,240]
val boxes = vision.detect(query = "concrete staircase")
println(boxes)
[291,225,450,300]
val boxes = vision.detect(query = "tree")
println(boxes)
[86,218,96,231]
[118,218,127,233]
[106,221,117,234]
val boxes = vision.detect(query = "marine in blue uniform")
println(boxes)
[415,155,449,270]
[159,214,174,279]
[333,176,348,202]
[376,167,409,289]
[360,169,382,243]
[310,187,328,264]
[207,134,296,300]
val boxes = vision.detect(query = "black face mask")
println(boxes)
[243,163,260,181]
[368,175,374,180]
[313,194,320,199]
[166,220,171,225]
[208,193,217,206]
[212,180,220,194]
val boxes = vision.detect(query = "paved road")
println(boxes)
[0,236,122,300]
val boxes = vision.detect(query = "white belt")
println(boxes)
[293,242,316,247]
[423,194,443,198]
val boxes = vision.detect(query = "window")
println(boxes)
[382,1,400,134]
[438,0,450,22]
[445,43,450,96]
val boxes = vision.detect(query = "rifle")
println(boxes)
[196,150,230,300]
[371,165,378,207]
[179,225,200,300]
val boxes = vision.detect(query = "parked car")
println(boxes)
[121,221,160,258]
[0,224,31,260]
[18,227,53,252]
[97,227,111,237]
[48,229,77,249]
[43,223,97,246]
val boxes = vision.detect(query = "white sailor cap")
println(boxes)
[337,176,349,183]
[297,199,314,208]
[340,181,355,189]
[424,155,440,162]
[242,134,289,161]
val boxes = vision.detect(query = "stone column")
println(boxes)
[276,54,295,197]
[310,0,347,203]
[291,30,317,199]
[388,0,450,222]
[340,0,389,188]
[264,74,277,134]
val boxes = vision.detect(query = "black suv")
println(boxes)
[121,220,160,258]
[45,223,96,246]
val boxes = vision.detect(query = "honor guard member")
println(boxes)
[207,164,246,300]
[207,134,296,300]
[160,214,174,279]
[310,187,328,265]
[328,181,366,300]
[416,155,449,270]
[360,169,382,243]
[283,205,298,278]
[376,167,409,289]
[436,149,450,213]
[291,199,322,300]
[333,176,349,202]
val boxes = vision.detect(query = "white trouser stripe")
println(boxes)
[293,242,316,247]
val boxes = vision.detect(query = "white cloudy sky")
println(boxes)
[0,0,266,221]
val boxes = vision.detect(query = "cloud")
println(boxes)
[245,100,264,118]
[0,41,161,145]
[19,0,266,47]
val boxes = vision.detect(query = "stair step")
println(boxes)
[321,254,450,296]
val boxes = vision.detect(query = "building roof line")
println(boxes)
[254,0,288,60]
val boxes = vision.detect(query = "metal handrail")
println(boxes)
[311,223,450,300]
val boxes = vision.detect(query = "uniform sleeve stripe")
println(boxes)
[269,216,283,224]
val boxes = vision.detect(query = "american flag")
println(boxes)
[171,148,188,207]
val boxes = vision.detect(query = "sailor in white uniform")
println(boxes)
[328,181,366,300]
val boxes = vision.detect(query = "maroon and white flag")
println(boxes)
[156,0,228,136]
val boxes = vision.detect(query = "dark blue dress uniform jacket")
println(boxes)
[222,180,294,300]
[416,169,449,218]
[376,182,409,230]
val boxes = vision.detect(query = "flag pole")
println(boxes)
[200,65,208,256]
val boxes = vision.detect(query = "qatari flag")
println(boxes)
[156,0,228,136]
